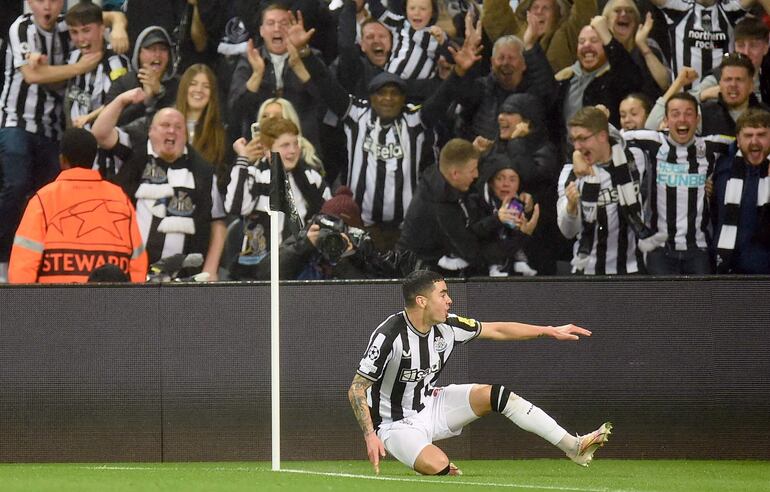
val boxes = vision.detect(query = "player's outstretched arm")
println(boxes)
[479,322,592,341]
[348,374,386,474]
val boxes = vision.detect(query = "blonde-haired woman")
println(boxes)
[256,97,324,172]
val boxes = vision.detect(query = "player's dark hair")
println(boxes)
[65,0,104,26]
[665,92,699,116]
[60,128,98,168]
[402,269,444,307]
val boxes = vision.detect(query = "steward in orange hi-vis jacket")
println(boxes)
[9,129,147,283]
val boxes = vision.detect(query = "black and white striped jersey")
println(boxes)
[0,14,70,138]
[624,129,733,250]
[371,4,439,80]
[66,47,129,127]
[332,99,433,226]
[658,0,746,90]
[224,155,331,237]
[356,312,481,430]
[556,150,647,275]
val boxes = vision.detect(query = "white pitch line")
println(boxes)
[280,468,639,492]
[75,465,640,492]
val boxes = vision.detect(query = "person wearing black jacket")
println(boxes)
[553,16,642,158]
[477,93,563,274]
[397,139,539,276]
[254,186,422,279]
[104,26,180,127]
[287,10,483,250]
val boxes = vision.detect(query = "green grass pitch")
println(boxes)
[1,460,768,492]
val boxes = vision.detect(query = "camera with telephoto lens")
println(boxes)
[308,214,371,264]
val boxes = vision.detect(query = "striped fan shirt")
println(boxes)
[0,14,70,138]
[332,98,433,226]
[224,156,331,237]
[659,0,746,90]
[556,149,647,275]
[624,130,733,250]
[357,312,481,430]
[378,10,439,80]
[66,47,129,128]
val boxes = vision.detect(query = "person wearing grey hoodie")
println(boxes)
[104,25,179,127]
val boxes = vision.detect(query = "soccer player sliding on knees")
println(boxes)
[348,269,612,476]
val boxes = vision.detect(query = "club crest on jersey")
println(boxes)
[363,135,404,160]
[696,141,706,159]
[433,336,447,352]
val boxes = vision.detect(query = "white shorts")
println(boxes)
[378,384,480,469]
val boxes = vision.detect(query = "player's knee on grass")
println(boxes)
[413,445,450,475]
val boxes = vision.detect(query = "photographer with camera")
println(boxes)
[253,186,373,280]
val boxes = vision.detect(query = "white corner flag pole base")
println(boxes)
[268,209,281,471]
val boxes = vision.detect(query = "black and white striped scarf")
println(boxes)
[134,150,197,236]
[716,152,770,270]
[573,141,663,273]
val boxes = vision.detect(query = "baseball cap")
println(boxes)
[140,30,170,49]
[367,72,407,94]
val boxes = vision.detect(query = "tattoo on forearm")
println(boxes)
[349,374,375,435]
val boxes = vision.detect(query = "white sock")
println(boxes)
[502,395,568,445]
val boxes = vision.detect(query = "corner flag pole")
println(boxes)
[267,151,303,472]
[269,208,281,471]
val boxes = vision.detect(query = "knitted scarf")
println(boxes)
[134,150,197,236]
[573,141,664,273]
[716,152,770,270]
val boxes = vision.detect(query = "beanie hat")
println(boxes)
[320,186,364,228]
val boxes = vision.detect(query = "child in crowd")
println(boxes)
[367,0,451,79]
[478,155,540,276]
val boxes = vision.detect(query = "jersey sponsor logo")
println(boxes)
[363,135,404,160]
[656,162,706,188]
[399,360,441,383]
[455,316,477,328]
[686,28,727,50]
[39,249,131,277]
[433,336,447,353]
[597,183,641,206]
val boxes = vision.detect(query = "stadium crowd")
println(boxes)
[2,0,770,282]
